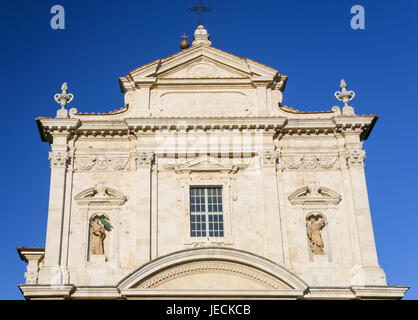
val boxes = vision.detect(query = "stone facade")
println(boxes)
[18,25,408,299]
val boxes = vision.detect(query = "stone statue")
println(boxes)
[90,217,106,255]
[306,215,326,255]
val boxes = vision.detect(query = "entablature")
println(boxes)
[36,114,377,143]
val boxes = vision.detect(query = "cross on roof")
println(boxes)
[189,0,212,25]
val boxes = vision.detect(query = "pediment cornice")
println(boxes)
[166,155,247,174]
[74,183,127,206]
[288,182,342,206]
[119,45,285,92]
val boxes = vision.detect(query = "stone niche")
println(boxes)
[74,183,127,265]
[288,182,342,262]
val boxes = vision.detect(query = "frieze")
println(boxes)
[74,157,130,171]
[280,154,338,170]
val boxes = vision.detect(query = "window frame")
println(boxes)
[182,178,233,246]
[189,186,225,238]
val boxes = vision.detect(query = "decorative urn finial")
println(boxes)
[180,33,190,50]
[334,79,356,116]
[54,82,74,118]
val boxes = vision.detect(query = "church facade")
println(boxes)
[18,25,408,299]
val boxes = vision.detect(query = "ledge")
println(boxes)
[17,247,44,263]
[120,289,304,300]
[18,285,75,300]
[17,284,409,300]
[351,285,410,299]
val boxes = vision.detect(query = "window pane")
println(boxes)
[190,187,223,238]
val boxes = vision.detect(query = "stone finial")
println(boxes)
[334,79,355,116]
[192,25,212,46]
[54,82,74,118]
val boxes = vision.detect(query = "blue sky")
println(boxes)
[0,0,417,299]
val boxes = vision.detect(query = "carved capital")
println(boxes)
[48,151,69,168]
[262,150,277,167]
[345,149,366,167]
[135,152,155,168]
[17,248,44,285]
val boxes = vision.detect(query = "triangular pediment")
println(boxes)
[122,45,279,84]
[158,56,248,79]
[168,155,240,173]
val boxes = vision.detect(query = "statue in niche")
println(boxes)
[306,214,326,255]
[90,216,113,255]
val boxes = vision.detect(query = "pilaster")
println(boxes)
[135,78,156,116]
[38,133,71,284]
[259,148,284,264]
[251,77,271,116]
[343,131,386,285]
[134,151,154,264]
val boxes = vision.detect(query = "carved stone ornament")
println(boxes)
[48,151,69,168]
[89,214,113,257]
[192,25,212,46]
[54,82,74,119]
[74,157,129,171]
[289,182,342,206]
[262,150,277,167]
[334,79,356,116]
[90,216,106,255]
[135,152,155,168]
[187,63,218,78]
[306,213,326,255]
[167,155,244,174]
[137,261,282,290]
[281,154,338,170]
[345,149,366,167]
[18,248,44,285]
[74,183,127,206]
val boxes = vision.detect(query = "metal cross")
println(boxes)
[189,0,212,25]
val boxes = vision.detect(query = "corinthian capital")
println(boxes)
[262,150,277,168]
[345,149,366,167]
[49,151,69,168]
[135,152,155,168]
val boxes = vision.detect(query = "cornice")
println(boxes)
[281,115,377,140]
[17,247,45,263]
[333,115,378,140]
[125,117,287,132]
[119,45,283,92]
[35,114,377,141]
[36,117,81,142]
